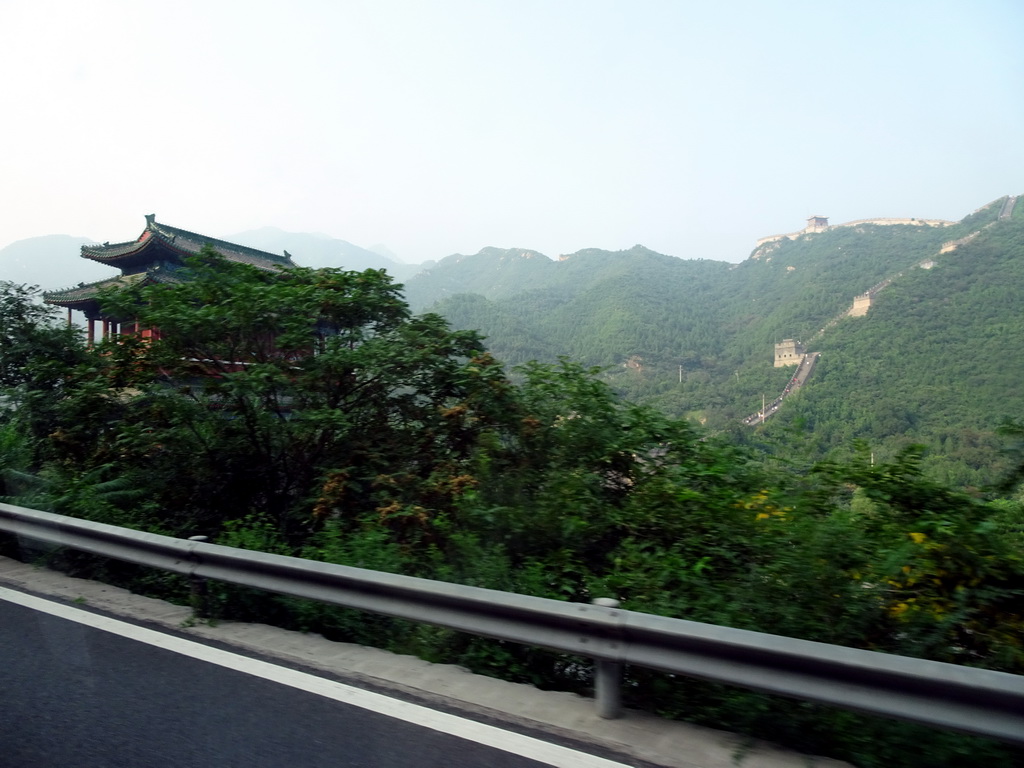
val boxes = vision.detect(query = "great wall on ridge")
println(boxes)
[741,195,1018,426]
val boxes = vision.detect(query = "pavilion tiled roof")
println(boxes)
[44,215,296,312]
[43,271,176,308]
[81,215,294,271]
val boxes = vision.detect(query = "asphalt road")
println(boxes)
[0,590,622,768]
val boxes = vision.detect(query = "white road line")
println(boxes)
[0,586,631,768]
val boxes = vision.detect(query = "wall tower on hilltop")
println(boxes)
[805,215,829,233]
[774,339,805,367]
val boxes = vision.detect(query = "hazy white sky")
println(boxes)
[2,0,1022,264]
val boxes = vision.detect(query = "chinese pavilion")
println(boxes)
[43,215,295,343]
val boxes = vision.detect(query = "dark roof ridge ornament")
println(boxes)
[145,213,156,226]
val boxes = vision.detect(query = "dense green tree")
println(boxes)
[2,250,512,538]
[0,282,94,499]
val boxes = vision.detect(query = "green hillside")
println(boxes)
[778,202,1024,486]
[422,246,734,366]
[404,196,1023,486]
[401,246,553,310]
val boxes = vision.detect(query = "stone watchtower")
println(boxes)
[774,339,805,367]
[849,294,872,317]
[805,215,829,233]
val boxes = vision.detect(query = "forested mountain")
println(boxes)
[781,205,1024,486]
[409,245,734,365]
[404,197,1023,486]
[399,246,553,310]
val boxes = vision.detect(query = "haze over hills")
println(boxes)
[0,235,106,291]
[0,227,428,292]
[404,198,1015,368]
[401,195,1024,488]
[224,227,423,281]
[399,246,554,310]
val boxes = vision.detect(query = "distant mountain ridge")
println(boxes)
[403,200,1015,367]
[0,227,421,292]
[399,194,1024,488]
[400,244,695,312]
[405,244,733,362]
[0,235,106,290]
[399,246,553,310]
[224,227,422,281]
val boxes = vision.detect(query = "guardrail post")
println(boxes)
[591,597,622,719]
[187,535,209,619]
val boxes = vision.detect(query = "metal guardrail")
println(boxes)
[1,501,1022,745]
